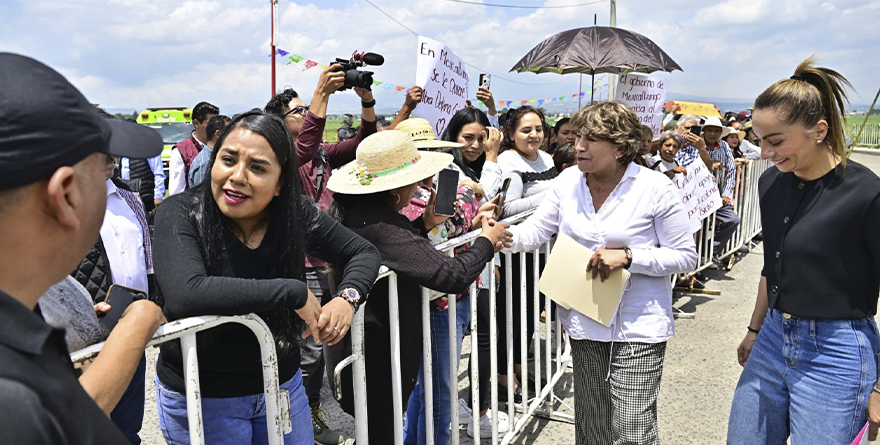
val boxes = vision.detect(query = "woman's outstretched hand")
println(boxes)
[480,216,512,252]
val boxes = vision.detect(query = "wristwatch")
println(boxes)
[622,246,633,270]
[336,288,362,309]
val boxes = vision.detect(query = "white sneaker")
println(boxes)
[458,398,472,425]
[467,409,510,438]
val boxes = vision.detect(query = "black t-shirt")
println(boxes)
[153,193,380,397]
[759,161,880,319]
[0,290,128,444]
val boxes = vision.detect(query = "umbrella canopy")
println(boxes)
[510,26,682,75]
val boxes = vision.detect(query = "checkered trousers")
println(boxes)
[571,339,667,445]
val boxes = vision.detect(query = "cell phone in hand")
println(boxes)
[479,73,491,90]
[99,284,148,331]
[690,125,702,137]
[493,177,512,219]
[434,169,459,216]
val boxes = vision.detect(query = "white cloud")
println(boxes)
[1,0,878,115]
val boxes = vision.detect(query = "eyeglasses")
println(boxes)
[283,105,309,118]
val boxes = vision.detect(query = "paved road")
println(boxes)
[139,152,880,444]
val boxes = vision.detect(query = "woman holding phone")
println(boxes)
[443,107,504,200]
[325,130,511,444]
[152,111,380,444]
[728,58,880,444]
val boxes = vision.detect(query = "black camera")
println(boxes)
[331,51,384,91]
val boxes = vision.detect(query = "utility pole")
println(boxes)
[270,0,278,97]
[607,0,617,101]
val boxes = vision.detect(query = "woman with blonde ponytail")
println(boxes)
[728,57,880,444]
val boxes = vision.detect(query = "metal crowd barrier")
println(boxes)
[718,158,771,262]
[333,209,572,445]
[69,157,771,445]
[70,314,293,445]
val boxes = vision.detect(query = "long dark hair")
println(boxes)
[442,107,491,181]
[187,110,306,352]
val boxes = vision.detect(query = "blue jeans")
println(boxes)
[404,297,471,445]
[156,369,313,445]
[728,309,880,444]
[111,355,146,444]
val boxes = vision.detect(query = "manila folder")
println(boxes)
[538,233,629,327]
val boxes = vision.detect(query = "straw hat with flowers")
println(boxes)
[394,118,463,152]
[327,130,453,195]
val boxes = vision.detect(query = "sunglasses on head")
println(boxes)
[283,105,309,118]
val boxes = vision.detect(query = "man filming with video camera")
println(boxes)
[264,51,380,445]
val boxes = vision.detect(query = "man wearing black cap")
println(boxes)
[0,52,165,444]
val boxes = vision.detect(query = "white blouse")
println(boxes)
[509,163,697,343]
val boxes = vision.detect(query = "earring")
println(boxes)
[817,139,823,144]
[393,194,400,205]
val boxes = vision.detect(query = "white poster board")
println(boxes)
[615,74,667,137]
[413,36,469,138]
[671,160,723,233]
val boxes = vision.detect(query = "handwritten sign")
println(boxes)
[412,36,469,138]
[663,100,722,118]
[615,74,667,137]
[671,161,723,232]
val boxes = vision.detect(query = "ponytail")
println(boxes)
[753,55,852,164]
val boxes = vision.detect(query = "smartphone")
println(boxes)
[99,284,148,331]
[493,177,512,219]
[434,169,459,216]
[690,125,702,137]
[479,73,491,90]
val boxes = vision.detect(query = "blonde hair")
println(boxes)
[754,55,852,164]
[570,101,642,164]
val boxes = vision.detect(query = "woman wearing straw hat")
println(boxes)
[728,58,880,444]
[395,117,509,442]
[151,111,381,444]
[325,130,512,444]
[507,101,697,444]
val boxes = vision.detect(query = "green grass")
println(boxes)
[323,119,361,142]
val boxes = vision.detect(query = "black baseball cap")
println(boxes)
[0,52,163,190]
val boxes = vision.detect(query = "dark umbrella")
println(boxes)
[510,26,682,101]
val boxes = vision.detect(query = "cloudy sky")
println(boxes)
[1,0,878,115]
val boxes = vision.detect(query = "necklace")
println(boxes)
[240,218,269,246]
[586,168,623,194]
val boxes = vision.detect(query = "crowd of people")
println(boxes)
[2,49,880,445]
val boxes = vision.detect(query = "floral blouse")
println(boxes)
[400,183,481,310]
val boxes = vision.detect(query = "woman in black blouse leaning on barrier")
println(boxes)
[152,111,380,445]
[728,57,880,444]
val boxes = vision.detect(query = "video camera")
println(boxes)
[331,51,384,91]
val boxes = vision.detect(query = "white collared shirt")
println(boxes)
[100,180,149,293]
[509,163,697,342]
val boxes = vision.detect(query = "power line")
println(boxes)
[445,0,607,8]
[361,0,576,86]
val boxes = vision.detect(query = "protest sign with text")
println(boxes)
[615,73,667,137]
[413,36,469,138]
[671,161,723,233]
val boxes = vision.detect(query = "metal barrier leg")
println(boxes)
[422,287,435,445]
[181,334,205,445]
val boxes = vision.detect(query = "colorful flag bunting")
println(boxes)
[373,81,383,86]
[302,60,318,71]
[287,54,304,64]
[537,99,544,106]
[521,100,528,105]
[498,100,505,106]
[506,101,513,107]
[395,86,406,93]
[275,48,289,57]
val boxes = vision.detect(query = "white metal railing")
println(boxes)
[850,122,880,146]
[70,314,293,445]
[70,156,770,444]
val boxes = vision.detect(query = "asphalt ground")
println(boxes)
[139,152,880,444]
